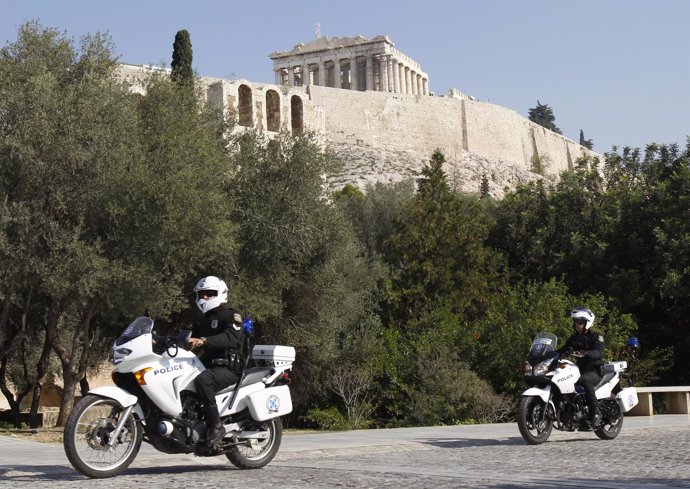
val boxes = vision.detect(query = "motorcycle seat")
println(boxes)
[241,367,275,387]
[594,372,616,390]
[217,367,274,394]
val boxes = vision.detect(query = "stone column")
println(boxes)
[302,62,310,86]
[334,58,342,89]
[399,64,406,94]
[411,71,418,95]
[350,57,358,91]
[417,75,423,96]
[405,67,411,95]
[423,78,429,95]
[274,69,282,85]
[380,56,388,92]
[385,57,393,92]
[365,56,374,91]
[392,59,400,93]
[288,67,295,87]
[318,60,326,86]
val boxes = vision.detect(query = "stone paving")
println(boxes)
[0,417,688,488]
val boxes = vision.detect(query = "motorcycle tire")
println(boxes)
[595,409,624,440]
[517,395,553,445]
[63,394,143,478]
[225,417,282,469]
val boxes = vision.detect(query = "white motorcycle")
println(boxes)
[63,316,295,478]
[517,332,639,444]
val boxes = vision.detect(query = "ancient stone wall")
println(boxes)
[117,64,601,196]
[304,85,598,179]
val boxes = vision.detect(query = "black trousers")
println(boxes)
[194,366,238,406]
[577,369,601,417]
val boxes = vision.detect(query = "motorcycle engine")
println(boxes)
[559,395,586,431]
[146,391,206,453]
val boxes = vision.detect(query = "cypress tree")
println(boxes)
[171,29,193,86]
[579,129,594,150]
[528,100,562,135]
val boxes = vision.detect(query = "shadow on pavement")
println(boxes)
[420,437,524,448]
[0,465,83,481]
[0,461,238,481]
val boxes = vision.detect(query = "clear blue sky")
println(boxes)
[1,0,688,152]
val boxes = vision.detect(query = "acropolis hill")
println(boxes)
[118,35,600,198]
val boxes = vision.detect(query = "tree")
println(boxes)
[579,129,594,150]
[379,150,507,424]
[0,22,234,425]
[0,21,138,425]
[171,29,193,86]
[334,180,415,260]
[227,132,383,417]
[480,173,491,199]
[528,100,562,134]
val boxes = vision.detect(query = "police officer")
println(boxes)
[187,276,244,448]
[560,306,604,427]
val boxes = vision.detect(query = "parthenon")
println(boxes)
[269,35,430,95]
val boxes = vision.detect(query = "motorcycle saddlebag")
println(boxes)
[616,387,639,412]
[247,385,293,421]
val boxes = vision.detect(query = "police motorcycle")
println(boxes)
[63,316,295,478]
[517,332,639,445]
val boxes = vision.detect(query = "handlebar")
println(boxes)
[558,349,585,359]
[153,330,192,356]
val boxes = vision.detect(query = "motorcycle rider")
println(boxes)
[559,306,604,428]
[187,276,244,449]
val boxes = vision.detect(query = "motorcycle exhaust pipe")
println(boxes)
[158,420,175,436]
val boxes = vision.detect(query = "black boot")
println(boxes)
[203,405,225,448]
[589,406,601,428]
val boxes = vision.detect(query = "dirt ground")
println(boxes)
[0,428,63,444]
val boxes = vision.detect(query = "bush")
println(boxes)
[406,344,510,426]
[300,407,349,431]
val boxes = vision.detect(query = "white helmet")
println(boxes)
[194,276,228,314]
[571,306,595,331]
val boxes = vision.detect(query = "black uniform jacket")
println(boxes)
[191,306,244,368]
[561,329,605,372]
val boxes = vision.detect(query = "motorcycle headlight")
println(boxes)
[110,348,132,365]
[525,357,555,376]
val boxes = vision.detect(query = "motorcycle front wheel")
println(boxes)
[63,394,142,478]
[225,417,282,469]
[517,395,553,445]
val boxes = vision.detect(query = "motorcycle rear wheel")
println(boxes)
[63,394,142,478]
[517,395,553,445]
[225,417,282,469]
[595,404,624,440]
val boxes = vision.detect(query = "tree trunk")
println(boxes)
[0,357,23,428]
[47,297,101,426]
[0,293,31,427]
[29,332,54,428]
[56,372,78,427]
[80,376,90,396]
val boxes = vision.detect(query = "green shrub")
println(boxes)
[301,407,349,431]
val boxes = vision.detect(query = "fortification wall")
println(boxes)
[305,85,466,159]
[117,64,601,196]
[306,85,599,178]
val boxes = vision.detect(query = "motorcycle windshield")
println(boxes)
[114,316,154,346]
[528,332,558,359]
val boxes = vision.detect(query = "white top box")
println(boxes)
[252,345,296,365]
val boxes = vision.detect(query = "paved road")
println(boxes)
[0,415,688,488]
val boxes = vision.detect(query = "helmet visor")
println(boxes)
[196,289,218,300]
